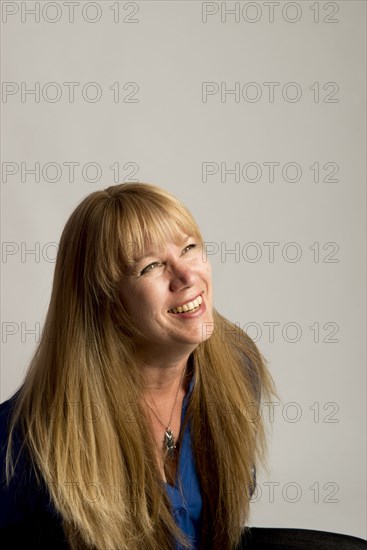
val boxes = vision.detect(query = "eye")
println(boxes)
[182,243,197,254]
[140,261,163,275]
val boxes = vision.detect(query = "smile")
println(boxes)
[168,295,203,314]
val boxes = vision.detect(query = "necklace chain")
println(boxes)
[142,366,186,460]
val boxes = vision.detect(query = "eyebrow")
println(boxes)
[133,235,192,265]
[133,251,156,265]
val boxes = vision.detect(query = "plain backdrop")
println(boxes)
[1,0,366,540]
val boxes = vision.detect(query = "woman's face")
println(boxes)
[118,233,214,358]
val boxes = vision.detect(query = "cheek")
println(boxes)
[119,286,146,319]
[134,284,165,316]
[123,292,153,329]
[200,261,212,282]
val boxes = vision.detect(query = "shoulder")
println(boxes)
[0,388,27,458]
[0,389,36,525]
[218,315,263,403]
[0,390,22,461]
[0,390,19,420]
[0,391,67,547]
[0,388,21,429]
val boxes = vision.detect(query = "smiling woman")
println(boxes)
[0,183,277,550]
[119,238,214,353]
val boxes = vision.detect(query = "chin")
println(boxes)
[184,329,215,346]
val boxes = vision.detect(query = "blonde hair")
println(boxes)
[6,183,277,550]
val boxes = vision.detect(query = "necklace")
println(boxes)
[142,366,186,460]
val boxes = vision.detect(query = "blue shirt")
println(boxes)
[164,370,203,550]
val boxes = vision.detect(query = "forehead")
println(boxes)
[117,199,202,271]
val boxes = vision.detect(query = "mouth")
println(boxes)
[168,294,203,314]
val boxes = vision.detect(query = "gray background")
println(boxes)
[1,0,366,539]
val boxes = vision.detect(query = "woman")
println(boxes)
[0,183,276,550]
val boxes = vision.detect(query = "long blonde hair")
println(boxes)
[6,183,276,550]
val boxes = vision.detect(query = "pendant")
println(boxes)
[163,427,176,459]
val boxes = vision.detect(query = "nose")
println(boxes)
[168,261,196,293]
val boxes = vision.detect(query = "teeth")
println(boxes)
[169,295,202,314]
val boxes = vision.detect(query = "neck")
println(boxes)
[137,352,193,396]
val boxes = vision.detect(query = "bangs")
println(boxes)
[115,189,203,271]
[56,183,204,301]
